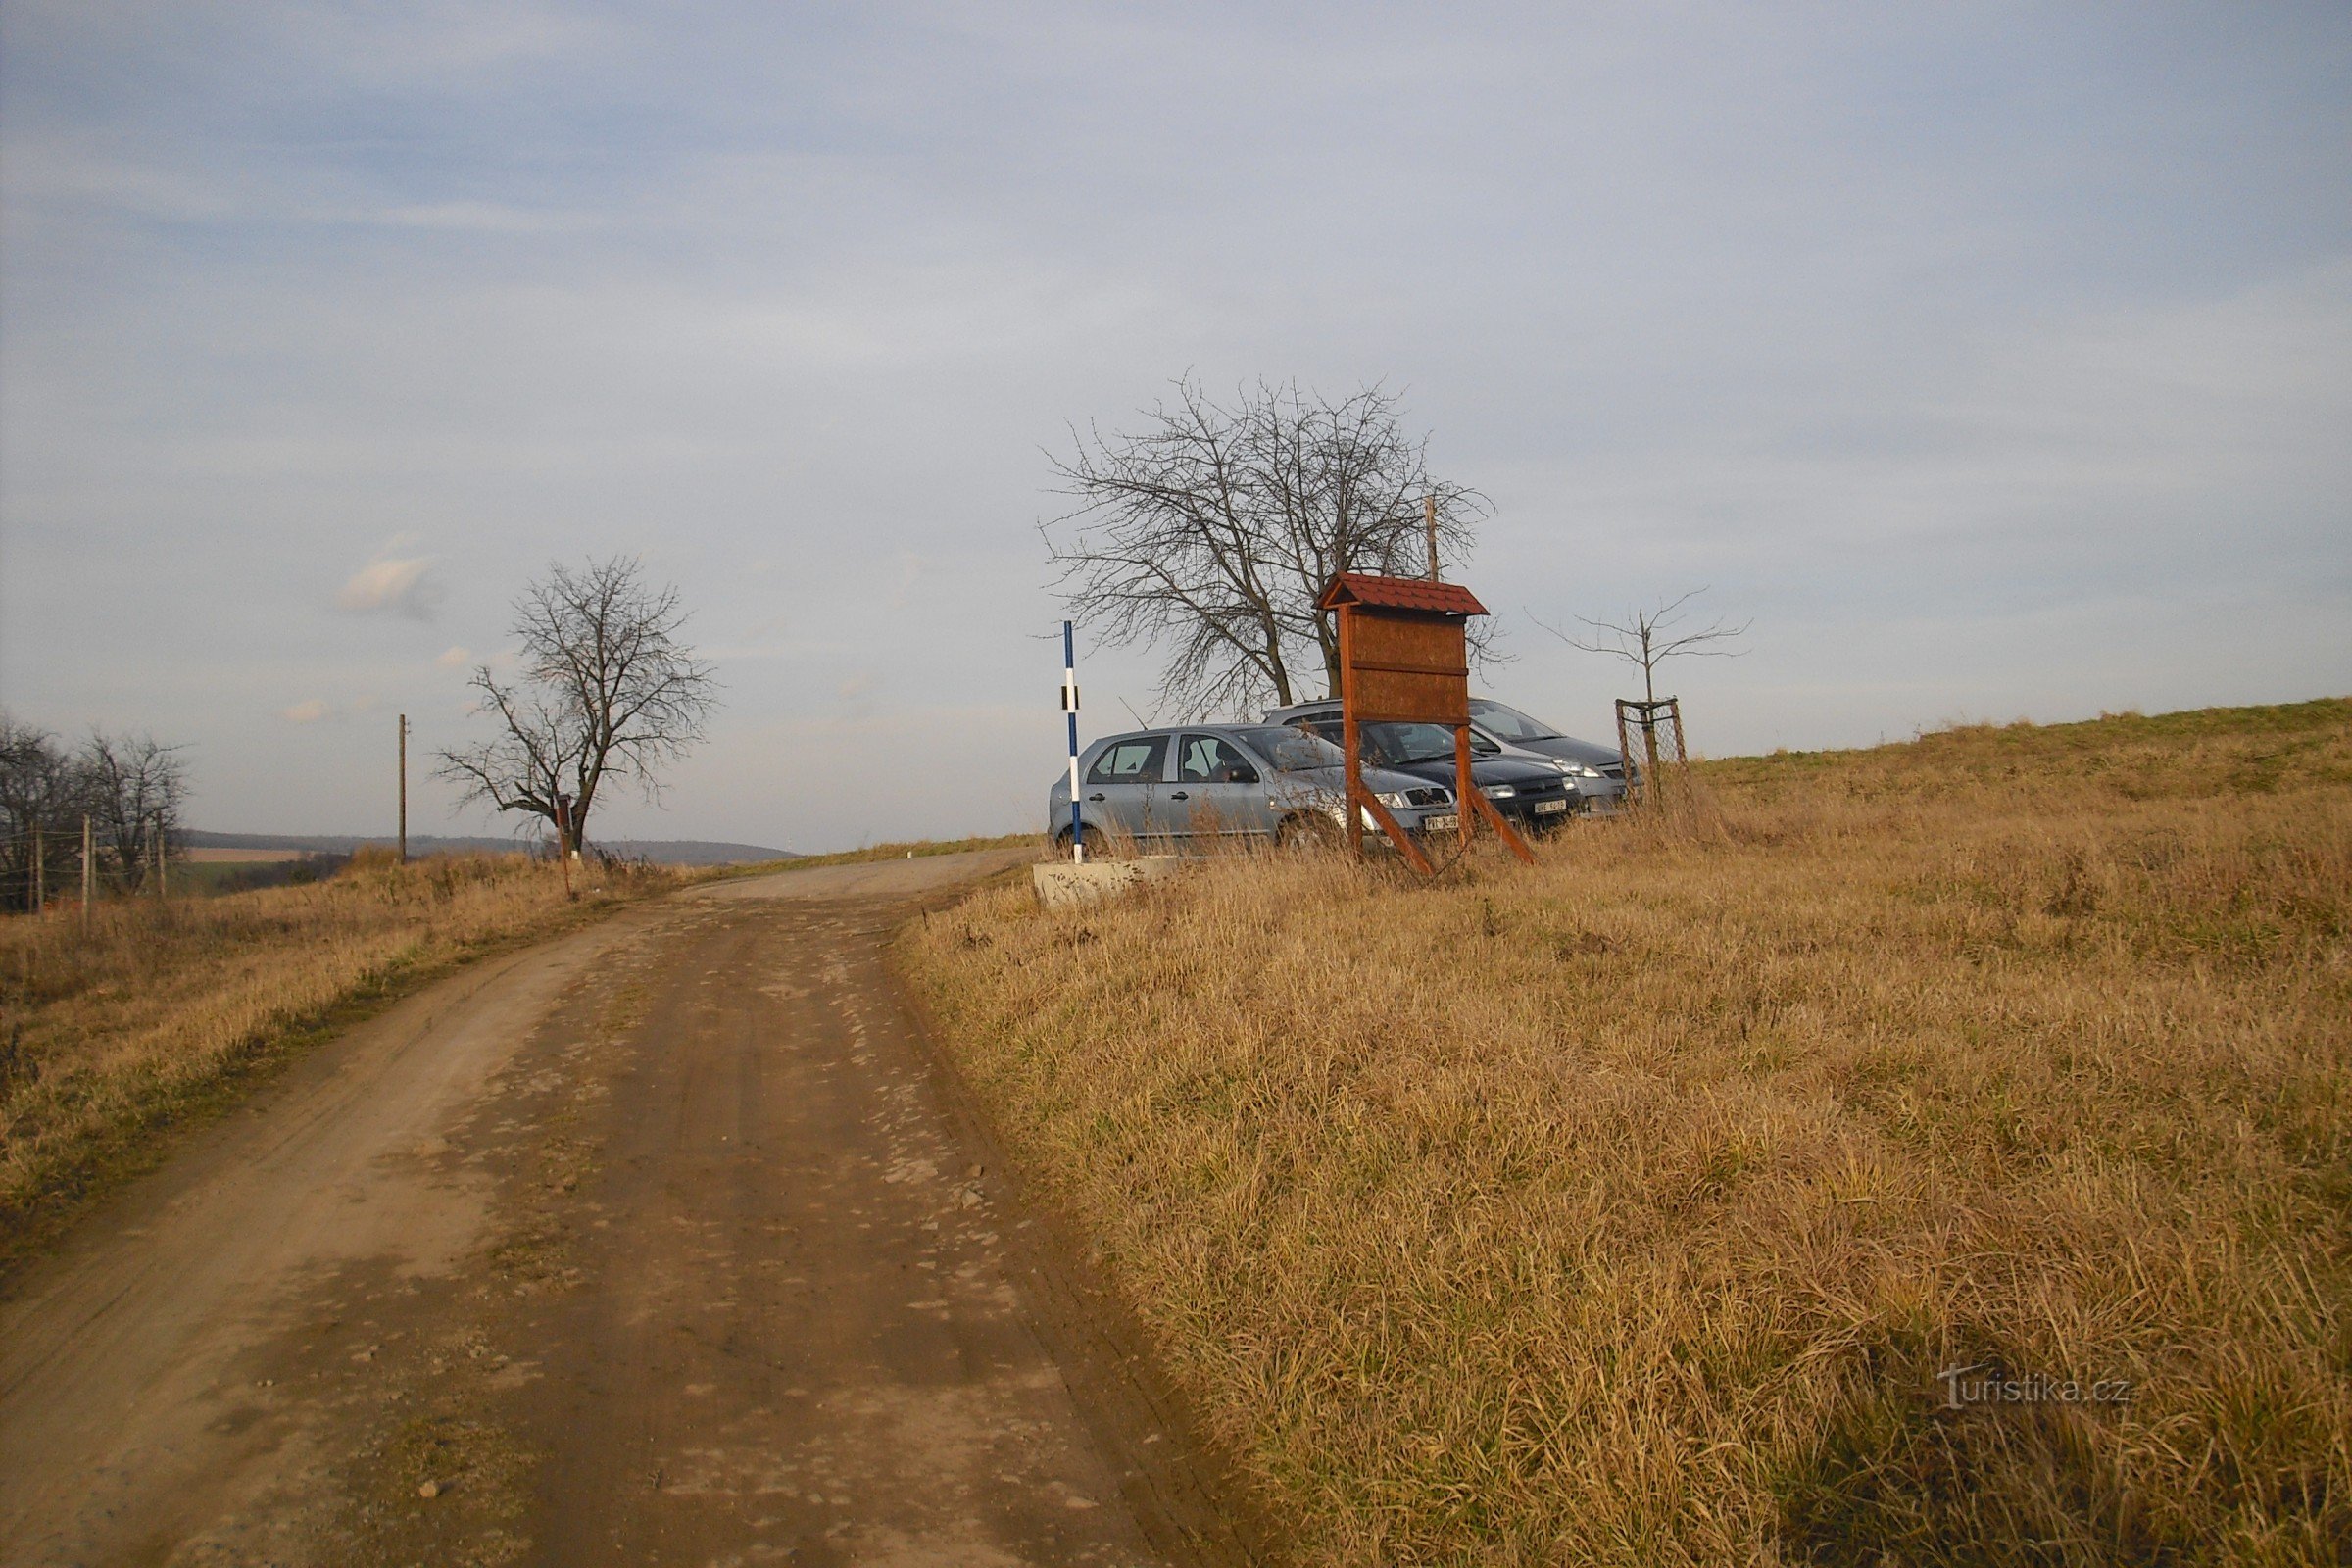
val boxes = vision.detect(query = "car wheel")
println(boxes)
[1276,812,1340,851]
[1055,824,1101,860]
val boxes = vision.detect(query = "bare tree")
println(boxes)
[1539,588,1750,706]
[0,715,83,911]
[437,556,719,856]
[79,730,188,892]
[1045,377,1493,715]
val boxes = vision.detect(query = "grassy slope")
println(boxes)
[0,852,688,1271]
[901,699,2352,1566]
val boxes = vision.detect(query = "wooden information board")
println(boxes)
[1318,572,1533,871]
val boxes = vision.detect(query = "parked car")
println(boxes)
[1047,725,1457,857]
[1266,698,1620,811]
[1262,706,1580,832]
[1466,699,1628,806]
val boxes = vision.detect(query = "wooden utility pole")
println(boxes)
[1424,495,1441,582]
[154,818,166,900]
[80,814,92,931]
[30,820,42,913]
[398,713,410,864]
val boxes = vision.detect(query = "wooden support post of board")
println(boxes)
[1454,723,1475,852]
[1339,598,1363,862]
[1468,785,1536,863]
[80,813,92,931]
[1361,792,1436,875]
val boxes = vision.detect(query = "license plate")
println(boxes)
[1535,799,1569,815]
[1423,814,1459,834]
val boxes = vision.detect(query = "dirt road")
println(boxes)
[0,852,1248,1567]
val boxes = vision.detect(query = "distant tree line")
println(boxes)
[0,713,188,912]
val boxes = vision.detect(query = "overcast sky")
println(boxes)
[3,3,2346,852]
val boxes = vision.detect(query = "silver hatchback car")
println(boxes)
[1047,724,1457,856]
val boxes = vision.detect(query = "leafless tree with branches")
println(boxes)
[2,717,193,905]
[437,557,719,857]
[1045,377,1493,715]
[0,716,79,910]
[1539,587,1750,705]
[79,730,188,892]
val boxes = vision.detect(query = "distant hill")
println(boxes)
[181,831,795,867]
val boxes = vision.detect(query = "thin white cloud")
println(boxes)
[281,698,332,724]
[435,644,473,668]
[337,545,442,618]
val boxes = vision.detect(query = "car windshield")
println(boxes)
[1234,726,1343,772]
[1469,700,1560,742]
[1362,722,1461,765]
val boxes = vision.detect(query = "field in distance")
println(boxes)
[179,830,795,866]
[903,698,2352,1565]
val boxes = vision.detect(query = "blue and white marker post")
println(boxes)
[1061,620,1085,862]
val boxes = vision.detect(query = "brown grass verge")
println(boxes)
[0,849,691,1274]
[900,698,2352,1565]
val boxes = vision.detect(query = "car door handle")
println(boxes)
[1168,791,1189,801]
[1087,792,1105,802]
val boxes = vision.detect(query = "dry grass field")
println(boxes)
[0,850,684,1266]
[902,698,2352,1565]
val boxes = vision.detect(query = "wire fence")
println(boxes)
[0,818,178,914]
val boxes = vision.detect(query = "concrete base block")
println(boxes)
[1031,856,1183,909]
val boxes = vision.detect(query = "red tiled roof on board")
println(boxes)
[1315,571,1490,616]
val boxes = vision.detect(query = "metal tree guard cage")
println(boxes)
[1614,697,1690,811]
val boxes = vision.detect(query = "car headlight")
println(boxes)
[1373,791,1408,808]
[1550,759,1577,773]
[1479,784,1517,800]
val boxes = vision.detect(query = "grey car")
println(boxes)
[1047,725,1457,856]
[1264,698,1625,811]
[1262,709,1581,831]
[1466,699,1629,808]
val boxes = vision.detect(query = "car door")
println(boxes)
[1170,733,1274,841]
[1082,735,1167,842]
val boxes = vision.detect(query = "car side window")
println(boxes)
[1087,737,1166,785]
[1290,715,1377,761]
[1178,735,1260,785]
